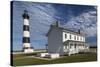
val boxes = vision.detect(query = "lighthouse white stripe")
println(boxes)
[24,19,29,25]
[23,31,30,37]
[23,43,30,48]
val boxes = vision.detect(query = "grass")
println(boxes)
[12,52,97,66]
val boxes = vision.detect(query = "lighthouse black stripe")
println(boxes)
[23,37,30,43]
[23,25,29,31]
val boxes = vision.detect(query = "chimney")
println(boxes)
[51,20,59,27]
[56,20,59,27]
[78,29,81,34]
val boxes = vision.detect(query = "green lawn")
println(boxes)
[12,53,97,66]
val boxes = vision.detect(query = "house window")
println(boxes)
[75,44,77,48]
[70,44,73,48]
[65,46,67,49]
[81,37,83,41]
[70,35,71,39]
[65,34,67,39]
[82,44,84,46]
[74,36,76,40]
[80,37,82,41]
[77,36,79,40]
[83,38,85,41]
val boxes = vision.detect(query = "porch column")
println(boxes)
[68,42,71,56]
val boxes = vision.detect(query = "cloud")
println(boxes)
[62,9,97,37]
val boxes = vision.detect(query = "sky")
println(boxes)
[12,1,97,51]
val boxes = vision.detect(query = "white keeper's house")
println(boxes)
[46,21,89,55]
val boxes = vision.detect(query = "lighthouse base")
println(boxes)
[24,48,34,53]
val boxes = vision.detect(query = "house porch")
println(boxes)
[63,40,86,55]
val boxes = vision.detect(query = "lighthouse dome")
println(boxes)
[22,10,29,19]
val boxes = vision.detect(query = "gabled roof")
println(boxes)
[46,25,84,37]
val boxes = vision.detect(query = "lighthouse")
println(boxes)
[22,10,34,53]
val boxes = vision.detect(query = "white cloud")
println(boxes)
[62,10,97,37]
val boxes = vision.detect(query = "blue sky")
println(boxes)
[12,1,97,51]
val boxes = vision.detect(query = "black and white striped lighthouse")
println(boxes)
[22,10,33,53]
